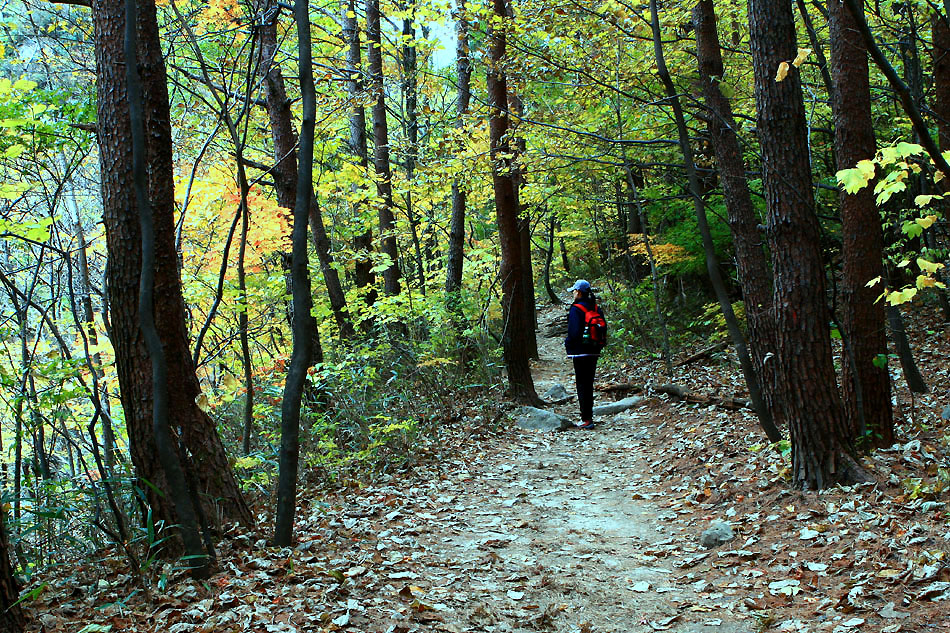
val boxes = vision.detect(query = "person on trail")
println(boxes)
[564,279,606,429]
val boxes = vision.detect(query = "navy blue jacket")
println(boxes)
[565,297,603,356]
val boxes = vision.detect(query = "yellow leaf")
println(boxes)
[865,276,882,288]
[196,393,211,412]
[916,214,937,230]
[917,258,943,274]
[222,374,241,390]
[914,194,942,207]
[917,275,937,289]
[12,79,38,92]
[897,259,910,268]
[792,48,812,67]
[886,287,918,305]
[775,61,790,82]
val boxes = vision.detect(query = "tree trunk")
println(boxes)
[258,4,355,341]
[487,0,540,404]
[401,1,426,295]
[934,14,950,151]
[543,211,563,304]
[75,216,116,472]
[0,511,24,632]
[125,0,213,576]
[445,8,472,300]
[274,0,316,547]
[366,0,401,296]
[748,0,865,488]
[929,14,950,317]
[92,0,252,534]
[342,0,376,310]
[829,0,893,447]
[519,212,539,359]
[886,304,928,393]
[693,0,786,432]
[653,0,780,443]
[509,93,538,359]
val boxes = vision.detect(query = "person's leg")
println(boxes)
[573,356,597,421]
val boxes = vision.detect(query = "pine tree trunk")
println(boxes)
[445,9,471,298]
[342,0,376,309]
[748,0,866,487]
[0,512,23,632]
[92,0,252,534]
[829,0,893,446]
[935,14,950,151]
[653,0,780,443]
[693,0,786,430]
[366,0,401,296]
[510,94,538,359]
[401,2,426,295]
[487,0,539,404]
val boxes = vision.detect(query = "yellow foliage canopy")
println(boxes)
[627,234,692,266]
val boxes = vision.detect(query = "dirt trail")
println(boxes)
[358,306,750,633]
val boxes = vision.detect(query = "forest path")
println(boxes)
[342,305,750,633]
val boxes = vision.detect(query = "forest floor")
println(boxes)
[34,304,950,633]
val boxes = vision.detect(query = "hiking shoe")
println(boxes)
[576,420,594,430]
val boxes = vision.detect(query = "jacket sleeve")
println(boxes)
[565,305,584,348]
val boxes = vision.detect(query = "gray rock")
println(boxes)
[593,396,644,416]
[542,384,571,401]
[699,521,734,549]
[513,406,573,431]
[942,404,950,421]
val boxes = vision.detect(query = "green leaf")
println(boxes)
[12,79,37,92]
[836,159,875,194]
[717,82,735,99]
[872,354,888,369]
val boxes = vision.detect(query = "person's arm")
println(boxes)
[566,305,584,344]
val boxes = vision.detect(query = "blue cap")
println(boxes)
[568,279,591,292]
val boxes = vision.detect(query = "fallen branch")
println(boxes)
[674,341,728,367]
[596,382,643,395]
[651,383,751,411]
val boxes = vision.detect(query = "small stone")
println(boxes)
[699,521,734,549]
[542,384,571,401]
[942,404,950,421]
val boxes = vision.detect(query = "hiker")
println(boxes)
[564,279,607,429]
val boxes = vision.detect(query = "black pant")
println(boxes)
[572,355,598,421]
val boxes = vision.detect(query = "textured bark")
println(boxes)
[92,0,252,531]
[445,10,472,298]
[829,0,893,446]
[653,0,779,443]
[366,0,401,296]
[748,0,863,488]
[0,512,24,632]
[401,2,426,294]
[342,0,376,307]
[275,0,316,547]
[935,15,950,151]
[488,0,540,404]
[510,94,538,359]
[693,0,786,431]
[258,6,354,341]
[126,0,211,576]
